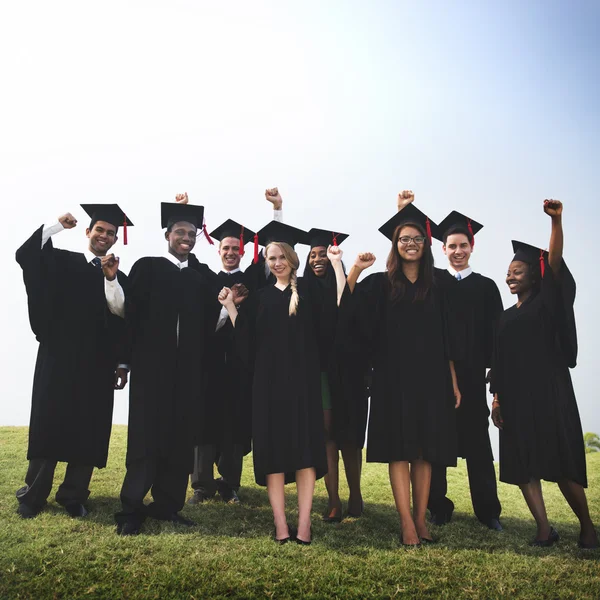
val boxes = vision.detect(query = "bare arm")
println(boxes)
[327,245,347,305]
[449,360,461,408]
[347,253,376,293]
[397,190,415,212]
[218,287,238,326]
[544,199,563,276]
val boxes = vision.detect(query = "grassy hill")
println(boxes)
[1,426,598,599]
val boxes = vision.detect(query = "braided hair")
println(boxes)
[265,242,300,316]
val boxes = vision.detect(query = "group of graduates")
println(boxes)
[15,188,598,550]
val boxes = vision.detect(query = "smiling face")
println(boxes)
[396,225,425,262]
[309,246,329,277]
[165,221,197,260]
[219,236,242,271]
[86,220,118,256]
[266,243,292,281]
[506,260,534,295]
[443,233,473,271]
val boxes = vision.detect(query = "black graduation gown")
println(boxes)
[199,269,253,453]
[236,278,330,486]
[16,225,127,467]
[346,272,457,465]
[492,262,586,486]
[434,268,503,457]
[125,257,220,472]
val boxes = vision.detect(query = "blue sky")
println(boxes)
[1,0,599,456]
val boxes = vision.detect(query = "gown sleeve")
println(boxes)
[541,260,578,367]
[483,278,504,368]
[15,225,57,342]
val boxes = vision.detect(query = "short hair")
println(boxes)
[443,225,473,246]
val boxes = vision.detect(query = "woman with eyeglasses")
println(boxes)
[491,200,598,549]
[343,202,461,547]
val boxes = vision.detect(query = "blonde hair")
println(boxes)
[265,242,300,316]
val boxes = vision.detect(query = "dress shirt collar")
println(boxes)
[221,267,242,275]
[447,265,473,280]
[163,251,188,269]
[85,250,100,264]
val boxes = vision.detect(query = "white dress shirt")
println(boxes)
[447,265,473,280]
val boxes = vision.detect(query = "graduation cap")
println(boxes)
[378,204,437,244]
[255,221,307,262]
[305,228,349,249]
[161,202,214,245]
[511,240,548,278]
[435,211,483,246]
[81,204,133,245]
[209,219,256,257]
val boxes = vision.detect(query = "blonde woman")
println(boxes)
[218,221,346,545]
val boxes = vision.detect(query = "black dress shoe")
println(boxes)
[117,520,141,536]
[217,479,241,505]
[295,536,311,546]
[273,526,294,544]
[64,503,89,518]
[347,500,365,519]
[530,526,559,547]
[187,490,213,505]
[17,503,41,519]
[429,511,452,526]
[486,518,503,532]
[164,513,197,527]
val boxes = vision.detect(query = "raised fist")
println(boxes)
[354,252,376,270]
[59,213,77,229]
[218,286,234,307]
[397,190,415,211]
[231,283,249,306]
[175,192,189,204]
[327,244,343,263]
[543,199,562,218]
[265,187,283,210]
[101,254,119,281]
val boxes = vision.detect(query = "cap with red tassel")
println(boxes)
[253,233,259,264]
[202,220,215,245]
[239,226,245,257]
[467,219,475,248]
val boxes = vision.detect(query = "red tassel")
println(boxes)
[539,249,545,278]
[467,219,475,247]
[253,233,259,264]
[203,221,214,245]
[332,232,339,246]
[239,226,245,257]
[426,217,432,245]
[123,216,128,245]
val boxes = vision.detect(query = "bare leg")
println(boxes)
[341,443,363,516]
[519,479,551,540]
[389,461,419,545]
[266,473,288,540]
[296,468,316,542]
[557,479,599,546]
[323,410,342,517]
[411,459,432,540]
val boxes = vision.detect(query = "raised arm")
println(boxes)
[397,190,415,212]
[327,245,346,305]
[347,253,376,293]
[218,287,238,327]
[265,187,283,216]
[544,199,563,276]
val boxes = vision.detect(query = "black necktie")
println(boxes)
[91,257,102,268]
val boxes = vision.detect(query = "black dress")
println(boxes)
[346,272,457,466]
[236,278,332,486]
[492,263,586,486]
[15,226,127,467]
[125,257,220,472]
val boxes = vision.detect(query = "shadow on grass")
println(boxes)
[20,490,599,560]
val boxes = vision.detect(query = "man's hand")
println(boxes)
[231,283,249,306]
[491,396,503,430]
[397,190,415,211]
[101,254,120,281]
[59,213,77,229]
[218,287,235,308]
[454,386,462,409]
[354,252,376,271]
[175,192,189,204]
[114,367,128,390]
[543,199,562,218]
[265,187,283,210]
[327,245,343,264]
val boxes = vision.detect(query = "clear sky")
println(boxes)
[1,0,599,457]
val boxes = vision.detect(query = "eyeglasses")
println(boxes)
[398,236,426,245]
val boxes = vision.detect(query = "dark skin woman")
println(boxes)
[304,244,364,521]
[492,200,598,549]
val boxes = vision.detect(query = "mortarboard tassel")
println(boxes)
[467,219,475,247]
[239,226,245,257]
[123,216,128,245]
[253,233,259,263]
[203,221,214,245]
[332,232,339,247]
[425,217,432,245]
[539,249,545,278]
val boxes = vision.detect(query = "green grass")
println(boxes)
[0,426,598,599]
